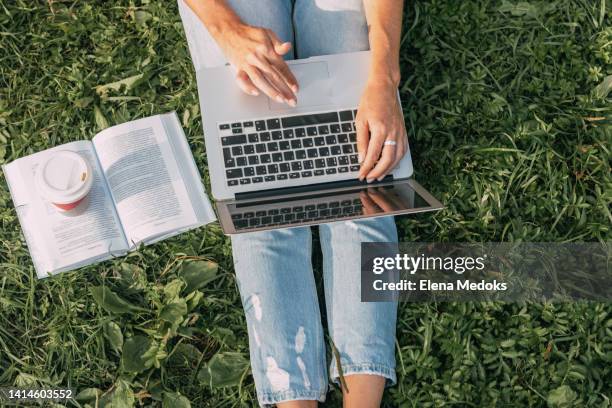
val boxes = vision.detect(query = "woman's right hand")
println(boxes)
[214,23,298,106]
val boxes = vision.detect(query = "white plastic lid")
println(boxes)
[35,151,93,204]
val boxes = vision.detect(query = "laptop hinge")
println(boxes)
[235,175,394,201]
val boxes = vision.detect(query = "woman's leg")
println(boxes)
[293,1,398,406]
[178,4,326,406]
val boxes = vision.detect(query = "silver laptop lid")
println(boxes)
[216,178,442,234]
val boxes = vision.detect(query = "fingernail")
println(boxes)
[377,176,384,181]
[250,90,259,96]
[358,153,364,163]
[287,99,297,107]
[275,95,284,103]
[291,85,299,93]
[367,178,374,183]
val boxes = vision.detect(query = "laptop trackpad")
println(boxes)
[268,61,331,111]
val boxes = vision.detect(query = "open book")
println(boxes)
[2,112,216,278]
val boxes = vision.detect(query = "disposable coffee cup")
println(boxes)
[35,151,94,212]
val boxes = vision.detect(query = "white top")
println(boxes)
[35,151,93,204]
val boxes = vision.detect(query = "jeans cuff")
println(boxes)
[329,362,397,388]
[258,389,327,407]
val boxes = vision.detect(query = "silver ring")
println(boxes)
[383,140,397,146]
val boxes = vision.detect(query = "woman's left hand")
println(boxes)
[355,79,408,182]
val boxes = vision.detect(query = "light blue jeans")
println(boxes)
[179,1,398,405]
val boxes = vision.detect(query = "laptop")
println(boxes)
[196,50,443,234]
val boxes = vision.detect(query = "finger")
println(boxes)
[368,188,397,212]
[358,126,385,181]
[359,191,381,215]
[269,55,299,93]
[235,70,259,96]
[366,142,397,182]
[249,54,296,104]
[355,118,369,167]
[245,66,284,103]
[267,30,293,56]
[390,134,407,170]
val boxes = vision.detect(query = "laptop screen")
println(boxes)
[219,179,441,234]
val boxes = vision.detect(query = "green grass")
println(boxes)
[0,0,611,407]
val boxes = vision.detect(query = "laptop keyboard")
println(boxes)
[219,110,360,187]
[231,198,364,230]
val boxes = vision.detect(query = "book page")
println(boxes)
[2,141,128,278]
[92,114,202,247]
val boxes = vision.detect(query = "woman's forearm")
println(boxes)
[363,0,404,87]
[183,0,241,39]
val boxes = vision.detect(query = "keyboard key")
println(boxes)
[279,141,290,150]
[339,110,353,121]
[231,146,243,156]
[266,142,278,152]
[261,154,271,163]
[234,219,248,228]
[248,155,259,165]
[280,163,290,172]
[318,125,329,134]
[303,138,314,148]
[244,145,255,154]
[272,214,283,222]
[272,153,283,162]
[305,204,315,211]
[314,137,325,146]
[307,148,318,158]
[243,121,253,127]
[295,128,306,137]
[338,134,349,143]
[232,128,243,134]
[350,165,360,171]
[307,126,318,136]
[223,147,232,159]
[326,168,337,174]
[265,175,276,182]
[331,146,341,155]
[256,166,267,175]
[283,129,294,139]
[226,168,243,179]
[228,179,238,186]
[283,151,294,161]
[255,120,266,131]
[255,144,266,153]
[326,157,337,167]
[261,216,272,224]
[260,132,271,141]
[320,209,330,216]
[250,218,260,226]
[272,130,283,140]
[222,135,246,145]
[289,172,300,179]
[291,139,302,149]
[291,162,302,171]
[281,112,339,128]
[341,123,352,132]
[267,118,281,129]
[252,177,263,183]
[338,156,349,165]
[244,167,255,176]
[240,178,251,185]
[267,164,279,174]
[243,212,255,218]
[231,122,241,128]
[269,209,280,215]
[314,169,325,176]
[338,166,349,173]
[349,154,359,164]
[315,159,326,168]
[349,132,356,142]
[219,123,230,130]
[248,133,259,143]
[225,158,235,167]
[342,144,353,153]
[303,160,314,169]
[330,124,341,133]
[325,135,336,145]
[277,174,288,180]
[353,109,358,116]
[295,150,306,159]
[319,147,330,156]
[301,171,312,177]
[237,157,247,166]
[317,203,328,209]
